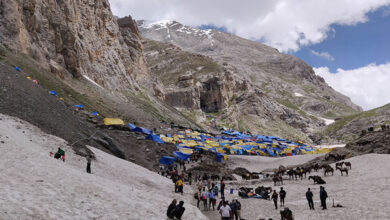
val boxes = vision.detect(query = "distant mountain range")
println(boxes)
[137,20,362,142]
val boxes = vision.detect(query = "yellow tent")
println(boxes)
[103,118,124,126]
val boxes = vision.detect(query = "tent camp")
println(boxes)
[173,151,190,161]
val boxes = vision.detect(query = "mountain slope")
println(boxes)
[316,103,390,143]
[137,20,362,141]
[0,1,201,130]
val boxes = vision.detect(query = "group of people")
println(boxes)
[270,186,328,211]
[167,199,186,220]
[52,147,93,174]
[218,199,242,220]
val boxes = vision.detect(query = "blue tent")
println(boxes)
[159,156,176,165]
[91,112,99,116]
[49,91,57,96]
[133,127,152,135]
[146,134,164,144]
[73,104,83,108]
[216,153,223,162]
[127,123,136,130]
[15,67,21,72]
[173,151,190,161]
[166,134,172,138]
[266,148,275,157]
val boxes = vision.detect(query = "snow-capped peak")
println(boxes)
[140,19,175,29]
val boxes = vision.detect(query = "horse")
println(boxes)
[273,174,283,186]
[335,162,344,169]
[294,168,304,180]
[308,175,326,184]
[324,166,334,176]
[344,162,352,170]
[336,167,349,176]
[287,170,295,180]
[313,163,320,172]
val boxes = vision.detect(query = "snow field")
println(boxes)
[223,154,390,220]
[0,114,207,220]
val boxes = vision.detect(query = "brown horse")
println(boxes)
[336,167,349,176]
[324,166,334,176]
[308,175,326,184]
[273,174,283,186]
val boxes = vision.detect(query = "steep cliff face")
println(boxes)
[0,0,147,90]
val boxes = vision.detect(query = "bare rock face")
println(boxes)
[0,0,147,90]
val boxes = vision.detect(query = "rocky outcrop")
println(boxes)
[0,0,147,90]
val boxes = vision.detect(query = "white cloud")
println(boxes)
[108,0,390,52]
[310,50,335,61]
[314,63,390,110]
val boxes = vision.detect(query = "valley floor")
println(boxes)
[1,112,389,220]
[214,154,390,220]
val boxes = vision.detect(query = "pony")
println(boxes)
[336,166,349,176]
[323,166,334,176]
[273,174,283,186]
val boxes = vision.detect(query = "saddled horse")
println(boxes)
[323,166,334,176]
[336,166,349,176]
[287,170,295,180]
[273,174,283,186]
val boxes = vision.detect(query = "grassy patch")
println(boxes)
[277,99,299,111]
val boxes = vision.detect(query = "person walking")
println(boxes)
[213,184,219,198]
[197,178,203,192]
[229,200,238,220]
[236,199,242,220]
[220,179,226,198]
[86,156,92,174]
[197,190,201,209]
[306,188,314,210]
[320,186,328,210]
[208,189,215,211]
[279,187,286,207]
[176,178,184,195]
[201,188,208,211]
[188,172,192,185]
[272,190,278,209]
[219,201,232,220]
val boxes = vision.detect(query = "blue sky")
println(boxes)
[293,7,390,72]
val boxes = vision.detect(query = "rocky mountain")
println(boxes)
[137,20,362,141]
[316,104,390,144]
[0,0,199,129]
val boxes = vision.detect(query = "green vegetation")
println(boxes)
[277,99,299,111]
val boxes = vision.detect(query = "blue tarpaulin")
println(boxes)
[73,104,83,108]
[15,67,21,72]
[127,123,136,130]
[91,112,99,116]
[159,156,176,165]
[146,134,164,144]
[49,91,57,96]
[173,151,190,161]
[216,153,223,162]
[133,127,152,135]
